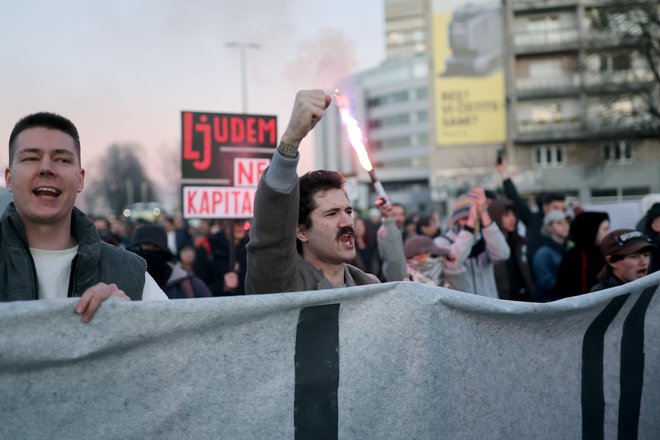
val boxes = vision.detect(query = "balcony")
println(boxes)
[516,118,583,142]
[514,28,579,53]
[516,73,580,98]
[510,0,578,11]
[586,30,643,50]
[583,69,656,93]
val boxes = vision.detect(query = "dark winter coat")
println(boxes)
[555,211,609,297]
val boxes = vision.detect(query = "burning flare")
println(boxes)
[333,89,389,205]
[333,89,373,172]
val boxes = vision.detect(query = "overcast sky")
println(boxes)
[0,0,385,190]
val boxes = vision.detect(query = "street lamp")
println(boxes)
[225,41,261,113]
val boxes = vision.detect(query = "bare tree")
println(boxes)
[87,144,157,216]
[585,0,660,133]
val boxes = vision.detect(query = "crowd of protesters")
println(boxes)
[85,159,659,304]
[2,91,658,316]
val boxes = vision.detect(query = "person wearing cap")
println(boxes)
[128,224,212,299]
[434,187,510,297]
[403,235,453,286]
[531,210,572,302]
[554,211,610,297]
[1,112,167,324]
[591,229,657,292]
[487,197,535,301]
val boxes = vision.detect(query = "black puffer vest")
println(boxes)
[0,204,145,301]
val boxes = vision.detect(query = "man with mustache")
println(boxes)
[245,90,404,294]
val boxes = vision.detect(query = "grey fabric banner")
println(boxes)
[1,272,659,439]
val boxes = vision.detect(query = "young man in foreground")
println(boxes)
[1,112,167,322]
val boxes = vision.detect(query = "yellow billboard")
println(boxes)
[432,1,506,145]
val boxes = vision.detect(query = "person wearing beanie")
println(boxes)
[487,197,535,301]
[591,229,656,292]
[434,187,510,297]
[128,224,212,299]
[531,210,572,301]
[403,235,452,286]
[554,211,610,297]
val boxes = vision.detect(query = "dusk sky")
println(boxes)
[0,0,385,195]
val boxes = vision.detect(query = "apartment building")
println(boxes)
[504,0,660,202]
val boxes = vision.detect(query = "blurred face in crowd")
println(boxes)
[548,218,570,241]
[392,205,406,229]
[543,199,566,214]
[419,218,439,237]
[500,209,517,234]
[596,220,610,246]
[5,127,84,231]
[609,251,651,283]
[179,246,196,269]
[354,217,367,240]
[297,188,356,267]
[652,216,660,234]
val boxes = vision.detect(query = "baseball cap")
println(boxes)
[600,229,656,258]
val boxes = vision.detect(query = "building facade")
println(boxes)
[502,0,660,203]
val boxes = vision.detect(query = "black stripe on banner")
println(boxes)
[618,285,657,440]
[582,294,629,440]
[294,304,340,440]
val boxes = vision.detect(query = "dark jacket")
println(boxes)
[488,198,535,301]
[642,203,660,274]
[555,211,609,298]
[193,230,248,296]
[502,178,544,261]
[164,263,212,299]
[0,203,146,301]
[532,236,571,300]
[590,273,624,292]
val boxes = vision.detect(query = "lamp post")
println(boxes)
[225,41,261,113]
[224,41,261,276]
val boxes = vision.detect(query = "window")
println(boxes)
[367,113,410,129]
[533,145,566,168]
[372,136,411,150]
[531,103,562,123]
[599,53,631,72]
[602,140,634,163]
[366,91,409,108]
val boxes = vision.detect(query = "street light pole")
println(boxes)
[225,41,261,113]
[224,41,260,279]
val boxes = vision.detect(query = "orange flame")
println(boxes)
[333,90,373,172]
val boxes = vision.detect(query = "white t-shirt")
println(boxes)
[30,246,168,300]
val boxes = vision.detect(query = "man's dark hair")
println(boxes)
[8,112,81,165]
[391,202,406,214]
[298,170,346,230]
[543,193,565,206]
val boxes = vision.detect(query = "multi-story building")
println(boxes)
[385,0,429,59]
[503,0,660,203]
[315,55,433,212]
[315,0,434,213]
[320,0,659,216]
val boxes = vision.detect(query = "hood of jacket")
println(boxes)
[569,211,609,249]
